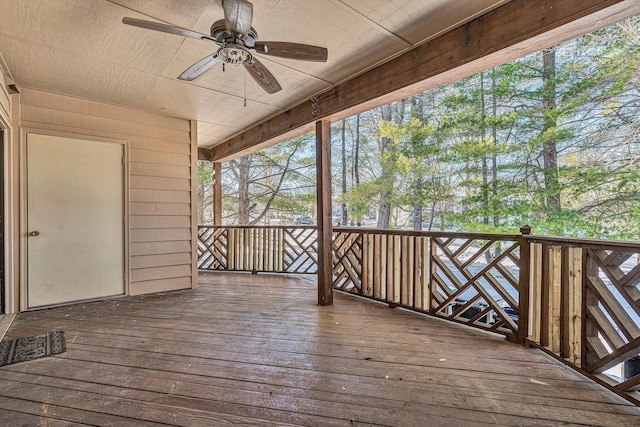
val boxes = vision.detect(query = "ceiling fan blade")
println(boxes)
[178,54,222,81]
[122,17,219,44]
[244,58,282,94]
[222,0,253,39]
[254,41,328,62]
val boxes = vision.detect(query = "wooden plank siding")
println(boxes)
[18,88,195,296]
[2,272,639,425]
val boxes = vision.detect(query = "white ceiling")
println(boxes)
[0,0,508,147]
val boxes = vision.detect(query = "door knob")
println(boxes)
[29,231,40,237]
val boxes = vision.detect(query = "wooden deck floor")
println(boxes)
[1,272,640,426]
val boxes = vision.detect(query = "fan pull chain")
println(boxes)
[222,63,225,72]
[244,66,247,107]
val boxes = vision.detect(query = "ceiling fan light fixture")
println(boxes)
[218,44,252,65]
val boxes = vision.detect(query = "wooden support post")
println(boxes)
[518,225,532,344]
[212,162,222,226]
[361,233,368,297]
[421,237,430,312]
[561,247,583,364]
[549,245,563,353]
[531,242,543,343]
[316,120,333,306]
[560,246,571,358]
[540,243,551,347]
[428,236,437,314]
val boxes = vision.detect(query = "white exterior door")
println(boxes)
[27,134,124,308]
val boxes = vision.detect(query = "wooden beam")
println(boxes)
[316,120,333,306]
[198,147,211,161]
[212,162,222,226]
[210,0,640,162]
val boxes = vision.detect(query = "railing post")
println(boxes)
[560,246,570,358]
[360,231,367,297]
[561,246,583,364]
[428,236,436,314]
[518,225,532,344]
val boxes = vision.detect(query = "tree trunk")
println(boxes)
[354,114,361,226]
[480,72,489,228]
[428,200,436,231]
[197,162,207,224]
[542,47,561,234]
[197,161,214,224]
[413,190,423,230]
[377,104,395,229]
[237,155,252,225]
[248,144,301,225]
[491,69,499,230]
[341,119,348,227]
[411,95,424,231]
[491,69,501,257]
[354,114,361,186]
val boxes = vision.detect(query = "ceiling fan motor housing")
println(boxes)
[210,19,258,46]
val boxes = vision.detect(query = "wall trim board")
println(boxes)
[190,120,198,290]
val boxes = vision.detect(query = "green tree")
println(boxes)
[221,135,316,225]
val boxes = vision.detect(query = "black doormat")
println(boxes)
[0,331,66,367]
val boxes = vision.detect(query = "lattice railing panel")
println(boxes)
[198,226,228,270]
[332,231,362,293]
[584,248,640,393]
[283,227,318,274]
[431,237,520,337]
[197,226,317,274]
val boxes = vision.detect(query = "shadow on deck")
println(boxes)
[1,272,639,426]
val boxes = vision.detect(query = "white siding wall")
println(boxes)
[18,88,196,296]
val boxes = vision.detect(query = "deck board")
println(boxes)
[2,272,639,426]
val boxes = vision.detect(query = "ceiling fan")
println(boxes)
[122,0,328,94]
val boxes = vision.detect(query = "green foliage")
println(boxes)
[219,134,316,224]
[200,17,640,239]
[341,182,381,224]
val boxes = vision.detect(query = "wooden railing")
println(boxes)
[524,236,640,400]
[198,225,318,274]
[197,225,640,403]
[332,227,524,341]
